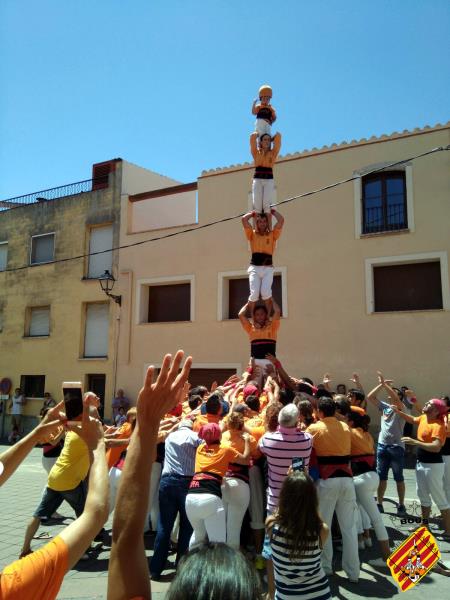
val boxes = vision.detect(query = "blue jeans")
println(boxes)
[34,480,87,519]
[150,474,193,576]
[376,443,405,482]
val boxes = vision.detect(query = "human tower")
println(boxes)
[239,84,284,384]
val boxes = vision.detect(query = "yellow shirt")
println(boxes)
[241,318,280,342]
[47,431,89,492]
[250,132,281,168]
[350,427,375,455]
[245,228,281,256]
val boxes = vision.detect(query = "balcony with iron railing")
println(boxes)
[0,175,109,212]
[363,203,407,234]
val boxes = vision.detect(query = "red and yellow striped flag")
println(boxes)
[387,526,440,591]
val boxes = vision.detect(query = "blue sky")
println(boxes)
[1,0,449,199]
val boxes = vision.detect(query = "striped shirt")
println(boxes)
[161,426,201,477]
[259,426,312,511]
[270,524,332,600]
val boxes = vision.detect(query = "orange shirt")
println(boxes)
[245,412,265,442]
[192,413,221,433]
[307,417,351,456]
[350,428,375,455]
[106,422,132,469]
[0,536,68,600]
[241,318,280,342]
[414,415,446,445]
[250,132,281,168]
[222,430,260,459]
[194,443,240,477]
[245,227,282,256]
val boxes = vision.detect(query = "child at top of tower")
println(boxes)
[252,84,277,137]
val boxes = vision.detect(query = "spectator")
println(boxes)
[307,397,359,582]
[0,398,108,600]
[166,543,261,600]
[111,388,130,419]
[150,420,201,580]
[266,471,332,600]
[367,372,407,516]
[40,392,56,416]
[114,406,127,427]
[9,388,25,432]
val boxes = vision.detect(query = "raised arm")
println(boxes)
[108,350,192,600]
[272,298,281,320]
[272,209,284,231]
[242,211,254,231]
[251,99,259,115]
[272,132,282,159]
[266,354,296,391]
[250,132,258,160]
[238,302,252,330]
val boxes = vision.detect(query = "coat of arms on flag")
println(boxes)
[387,526,440,591]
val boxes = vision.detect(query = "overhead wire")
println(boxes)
[3,145,448,274]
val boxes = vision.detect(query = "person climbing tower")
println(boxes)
[252,84,276,137]
[250,130,281,222]
[241,209,284,315]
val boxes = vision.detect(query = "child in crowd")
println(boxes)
[252,84,276,137]
[266,470,332,600]
[114,406,127,427]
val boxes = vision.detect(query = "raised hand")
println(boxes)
[137,350,192,429]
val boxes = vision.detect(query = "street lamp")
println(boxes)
[98,270,122,306]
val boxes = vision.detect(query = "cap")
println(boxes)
[198,423,221,444]
[243,384,259,398]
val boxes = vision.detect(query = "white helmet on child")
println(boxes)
[259,84,272,98]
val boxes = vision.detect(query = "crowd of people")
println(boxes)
[1,353,450,599]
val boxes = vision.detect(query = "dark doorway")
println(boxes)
[87,374,106,419]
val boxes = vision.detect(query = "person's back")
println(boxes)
[47,431,89,492]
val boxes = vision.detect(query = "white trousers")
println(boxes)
[354,472,388,541]
[109,466,122,514]
[147,462,162,530]
[255,119,272,137]
[185,493,226,549]
[222,478,250,549]
[416,461,449,511]
[248,265,274,302]
[356,504,371,534]
[443,455,450,505]
[252,178,274,214]
[317,477,360,580]
[249,465,265,529]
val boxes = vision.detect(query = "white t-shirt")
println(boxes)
[11,395,24,415]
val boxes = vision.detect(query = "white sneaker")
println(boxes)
[364,537,373,548]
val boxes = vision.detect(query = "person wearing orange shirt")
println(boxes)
[393,398,450,536]
[192,393,223,433]
[250,130,281,216]
[238,299,281,385]
[347,408,390,563]
[105,408,136,469]
[221,411,260,549]
[242,210,284,315]
[185,423,250,548]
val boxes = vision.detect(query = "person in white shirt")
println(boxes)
[10,388,25,430]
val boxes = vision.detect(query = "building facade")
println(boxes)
[0,159,179,432]
[115,123,450,414]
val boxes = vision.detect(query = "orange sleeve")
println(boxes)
[271,318,281,336]
[272,132,282,159]
[413,416,422,425]
[431,423,446,444]
[241,319,252,334]
[272,228,282,242]
[244,228,253,242]
[0,536,68,600]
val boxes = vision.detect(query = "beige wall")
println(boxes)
[0,170,123,423]
[116,126,450,417]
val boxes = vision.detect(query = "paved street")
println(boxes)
[1,445,449,599]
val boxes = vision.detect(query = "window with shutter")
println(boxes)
[28,307,50,336]
[30,234,55,264]
[84,303,109,357]
[87,225,113,278]
[0,242,7,271]
[92,161,113,190]
[147,283,191,322]
[373,262,443,312]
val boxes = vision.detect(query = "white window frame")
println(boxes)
[83,302,110,358]
[217,266,288,321]
[30,232,55,265]
[136,275,195,325]
[27,306,51,337]
[87,223,114,279]
[0,241,7,272]
[365,251,449,314]
[353,163,414,239]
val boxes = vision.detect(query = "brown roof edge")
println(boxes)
[129,181,198,202]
